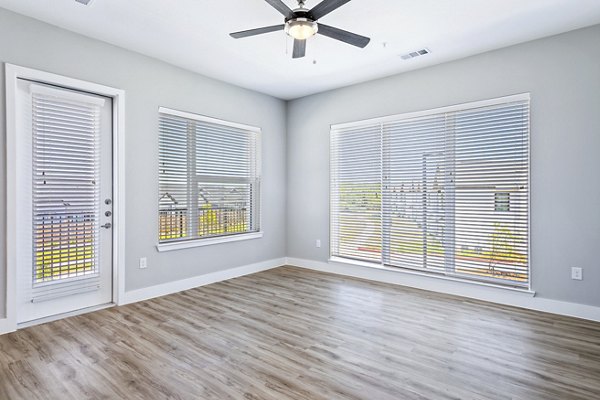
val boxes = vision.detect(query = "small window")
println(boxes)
[495,192,510,212]
[158,108,260,245]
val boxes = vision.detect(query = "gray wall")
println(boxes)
[0,8,287,317]
[1,6,599,319]
[287,25,600,307]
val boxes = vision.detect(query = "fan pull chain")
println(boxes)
[285,32,289,56]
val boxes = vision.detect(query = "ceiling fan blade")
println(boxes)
[292,39,307,59]
[317,23,370,48]
[230,24,285,39]
[309,0,351,20]
[264,0,293,17]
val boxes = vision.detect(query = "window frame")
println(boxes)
[329,93,531,290]
[156,107,262,252]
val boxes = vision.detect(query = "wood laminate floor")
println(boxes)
[1,266,599,400]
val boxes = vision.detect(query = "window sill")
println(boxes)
[328,256,536,296]
[156,232,263,252]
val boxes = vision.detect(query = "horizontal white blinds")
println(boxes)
[330,123,382,263]
[159,109,260,243]
[331,96,530,287]
[159,114,189,240]
[384,113,448,273]
[31,85,103,301]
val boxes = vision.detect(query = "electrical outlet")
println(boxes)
[316,239,321,248]
[571,267,582,281]
[139,257,148,269]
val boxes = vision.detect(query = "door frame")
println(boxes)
[3,63,126,332]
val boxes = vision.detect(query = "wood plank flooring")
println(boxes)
[1,266,599,399]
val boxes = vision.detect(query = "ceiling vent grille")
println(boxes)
[400,48,430,60]
[75,0,94,5]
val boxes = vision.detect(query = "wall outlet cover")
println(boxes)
[571,267,582,280]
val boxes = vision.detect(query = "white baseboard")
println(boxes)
[3,255,597,335]
[121,257,286,305]
[286,257,600,323]
[0,317,16,335]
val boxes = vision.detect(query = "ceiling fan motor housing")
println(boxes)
[285,9,314,22]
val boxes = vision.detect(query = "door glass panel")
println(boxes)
[32,89,102,285]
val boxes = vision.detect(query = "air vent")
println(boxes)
[75,0,94,5]
[400,48,430,60]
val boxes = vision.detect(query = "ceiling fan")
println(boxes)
[230,0,370,59]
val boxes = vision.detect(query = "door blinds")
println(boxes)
[31,84,106,301]
[331,95,530,287]
[159,108,260,243]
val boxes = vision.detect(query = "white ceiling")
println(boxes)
[2,0,600,100]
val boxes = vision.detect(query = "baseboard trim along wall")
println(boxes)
[2,255,598,335]
[0,258,285,335]
[285,257,600,323]
[120,257,286,305]
[0,318,14,335]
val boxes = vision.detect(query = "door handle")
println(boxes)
[101,223,112,229]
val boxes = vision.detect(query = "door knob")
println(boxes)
[101,223,112,229]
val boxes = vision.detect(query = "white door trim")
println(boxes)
[3,63,126,333]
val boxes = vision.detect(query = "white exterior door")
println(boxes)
[15,79,113,324]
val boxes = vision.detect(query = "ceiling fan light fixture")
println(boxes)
[285,18,318,40]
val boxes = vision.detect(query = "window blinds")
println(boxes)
[330,122,382,263]
[159,108,260,243]
[31,84,105,301]
[331,95,530,287]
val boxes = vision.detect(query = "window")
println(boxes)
[330,94,530,287]
[495,192,511,212]
[158,107,260,247]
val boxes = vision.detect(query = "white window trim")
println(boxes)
[157,107,263,250]
[159,107,261,133]
[331,93,531,130]
[4,64,127,333]
[156,231,264,252]
[329,93,532,291]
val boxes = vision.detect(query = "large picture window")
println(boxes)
[158,108,260,245]
[330,95,530,287]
